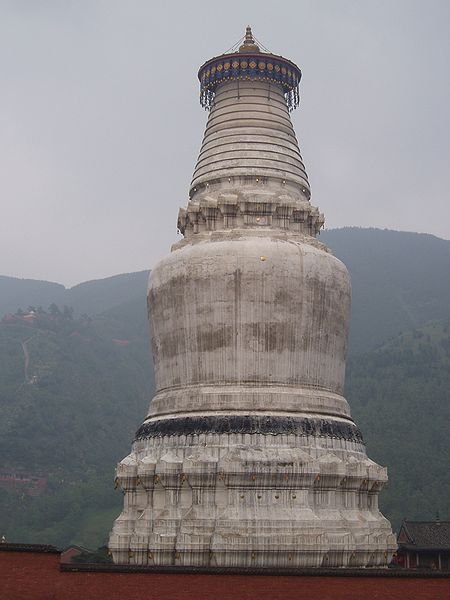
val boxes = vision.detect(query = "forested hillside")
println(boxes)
[346,321,450,527]
[0,270,149,321]
[0,228,448,548]
[0,308,152,548]
[321,228,450,353]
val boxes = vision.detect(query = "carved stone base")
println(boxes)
[109,426,396,567]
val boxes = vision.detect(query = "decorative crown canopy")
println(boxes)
[198,26,302,111]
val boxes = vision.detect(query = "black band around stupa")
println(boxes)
[135,415,363,443]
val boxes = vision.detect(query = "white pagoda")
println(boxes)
[109,28,396,568]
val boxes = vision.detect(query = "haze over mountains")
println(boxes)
[0,270,149,325]
[322,228,450,353]
[0,227,449,548]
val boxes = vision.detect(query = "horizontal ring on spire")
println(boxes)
[198,52,302,111]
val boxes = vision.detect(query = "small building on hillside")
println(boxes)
[0,472,47,496]
[397,519,450,570]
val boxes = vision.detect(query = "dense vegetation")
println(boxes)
[0,307,152,548]
[346,321,450,527]
[321,228,450,353]
[0,228,448,548]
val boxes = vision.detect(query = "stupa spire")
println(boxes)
[181,29,320,240]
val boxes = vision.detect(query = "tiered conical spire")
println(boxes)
[191,70,309,194]
[180,28,322,240]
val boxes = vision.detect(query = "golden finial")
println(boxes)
[239,25,260,54]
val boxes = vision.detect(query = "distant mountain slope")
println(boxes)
[67,271,149,316]
[0,271,149,321]
[0,310,153,547]
[0,276,66,318]
[0,313,152,472]
[321,228,450,353]
[346,320,450,528]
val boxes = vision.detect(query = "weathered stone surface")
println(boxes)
[109,31,396,568]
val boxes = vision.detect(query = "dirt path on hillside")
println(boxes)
[21,337,34,383]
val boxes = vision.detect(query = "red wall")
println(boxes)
[1,549,449,600]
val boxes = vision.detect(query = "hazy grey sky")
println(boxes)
[1,0,449,286]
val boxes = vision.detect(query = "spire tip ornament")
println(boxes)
[238,25,260,53]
